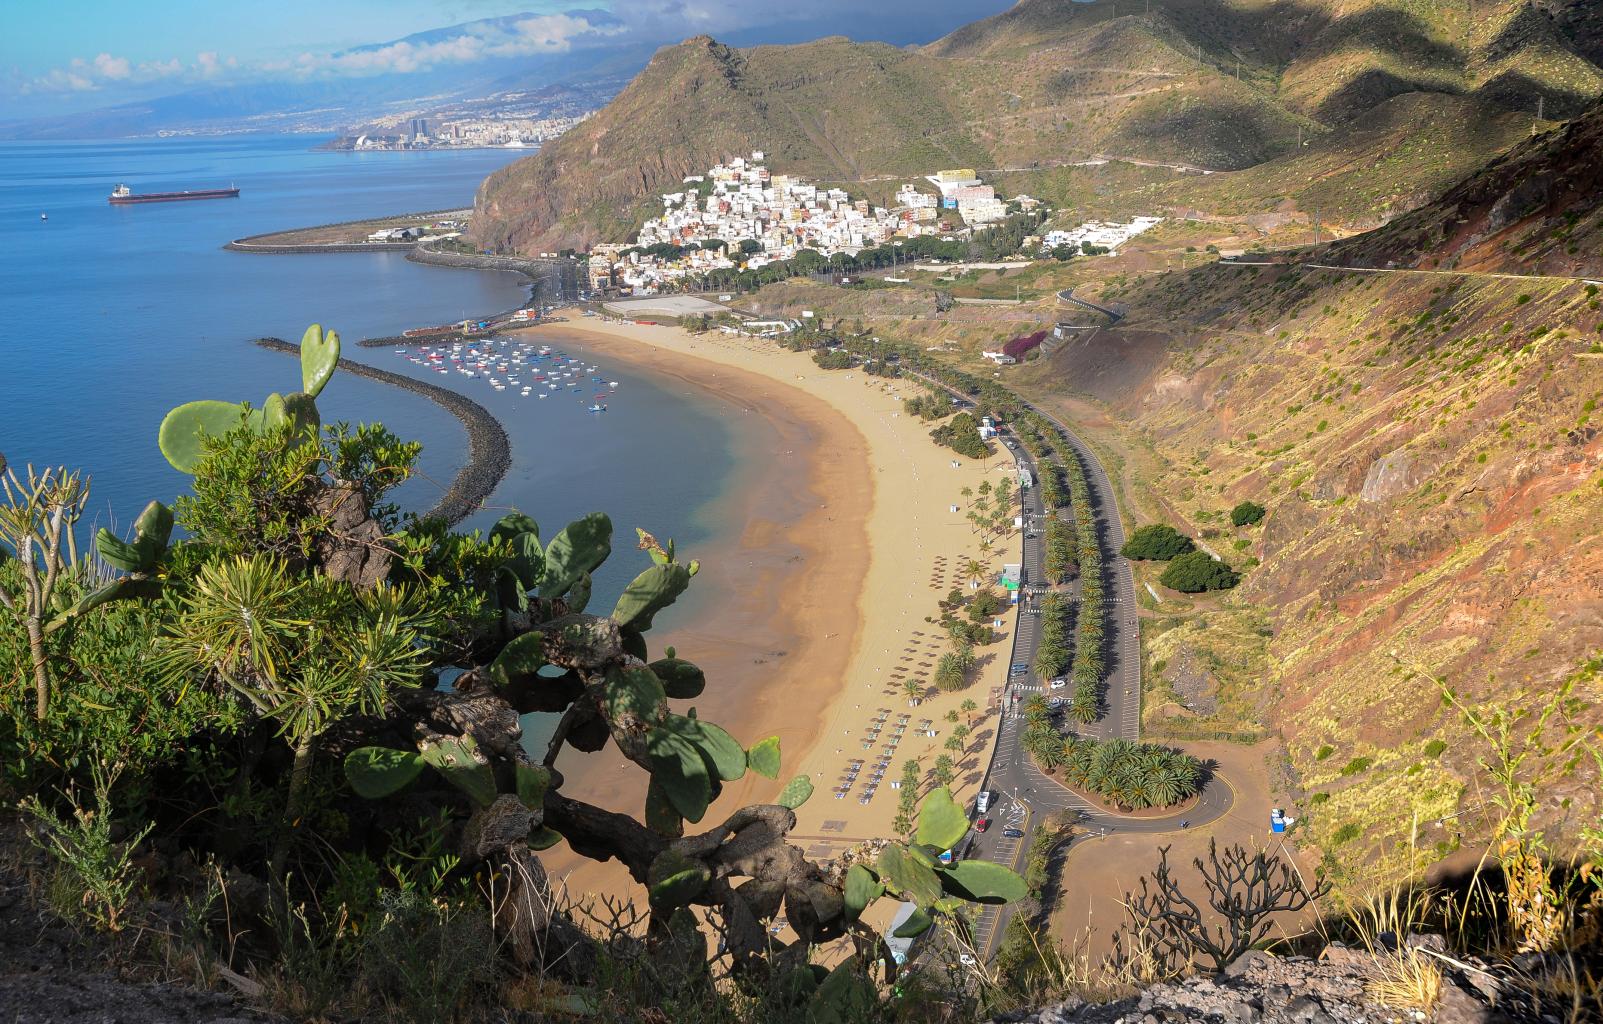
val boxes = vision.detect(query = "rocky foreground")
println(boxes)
[991,938,1538,1024]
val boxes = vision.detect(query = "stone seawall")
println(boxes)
[253,337,510,527]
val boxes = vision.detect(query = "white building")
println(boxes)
[1043,216,1163,254]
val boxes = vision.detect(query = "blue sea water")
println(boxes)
[0,134,739,606]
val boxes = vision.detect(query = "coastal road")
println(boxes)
[905,369,1226,963]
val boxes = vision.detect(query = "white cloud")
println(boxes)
[285,13,618,77]
[90,53,132,80]
[27,11,617,93]
[27,51,190,93]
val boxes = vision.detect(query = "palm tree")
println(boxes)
[959,698,979,724]
[932,755,956,787]
[1065,745,1096,788]
[903,677,923,703]
[963,558,984,586]
[1148,765,1184,807]
[944,735,963,754]
[945,709,960,725]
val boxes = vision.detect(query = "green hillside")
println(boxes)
[472,0,1603,253]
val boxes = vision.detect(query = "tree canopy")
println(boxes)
[1120,524,1196,561]
[1159,550,1241,592]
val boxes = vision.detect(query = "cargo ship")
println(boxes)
[108,183,240,205]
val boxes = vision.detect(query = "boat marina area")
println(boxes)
[394,337,617,413]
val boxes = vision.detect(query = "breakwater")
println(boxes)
[253,337,510,526]
[225,208,471,252]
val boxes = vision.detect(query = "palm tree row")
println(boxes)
[1016,415,1109,726]
[1032,592,1071,680]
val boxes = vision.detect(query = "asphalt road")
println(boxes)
[1055,287,1124,325]
[908,369,1233,960]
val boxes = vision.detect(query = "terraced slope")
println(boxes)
[1155,93,1534,223]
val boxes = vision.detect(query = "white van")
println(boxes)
[975,790,994,815]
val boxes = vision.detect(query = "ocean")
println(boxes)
[0,133,741,607]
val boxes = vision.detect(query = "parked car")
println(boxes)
[1002,828,1025,838]
[1049,677,1067,690]
[974,818,991,833]
[1009,662,1028,676]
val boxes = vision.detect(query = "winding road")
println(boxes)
[907,369,1233,961]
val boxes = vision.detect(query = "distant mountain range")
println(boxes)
[470,0,1603,252]
[0,12,643,140]
[0,5,1018,141]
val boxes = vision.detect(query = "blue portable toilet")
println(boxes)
[1270,808,1286,834]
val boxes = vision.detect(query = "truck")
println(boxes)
[975,790,994,815]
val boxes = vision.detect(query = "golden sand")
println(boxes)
[512,319,1024,909]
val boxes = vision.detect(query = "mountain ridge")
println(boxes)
[471,0,1603,253]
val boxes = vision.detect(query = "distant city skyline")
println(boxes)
[2,0,1014,118]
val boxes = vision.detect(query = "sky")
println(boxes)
[2,0,1015,118]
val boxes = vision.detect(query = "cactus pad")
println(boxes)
[299,323,340,398]
[158,400,250,473]
[343,746,426,798]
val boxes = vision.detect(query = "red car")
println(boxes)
[974,818,991,833]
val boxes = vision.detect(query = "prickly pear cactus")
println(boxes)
[299,323,340,398]
[158,400,254,473]
[158,322,339,472]
[94,499,172,573]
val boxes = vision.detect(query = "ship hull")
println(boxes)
[109,188,240,204]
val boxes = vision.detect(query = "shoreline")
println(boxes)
[516,319,1024,914]
[252,337,509,526]
[518,321,876,899]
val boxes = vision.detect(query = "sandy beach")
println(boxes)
[514,318,1023,912]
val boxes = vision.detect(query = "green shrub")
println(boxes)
[1309,791,1330,806]
[1229,500,1266,527]
[1121,523,1196,561]
[1332,822,1362,844]
[1314,744,1334,761]
[1423,738,1447,758]
[1339,756,1372,776]
[1159,550,1240,592]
